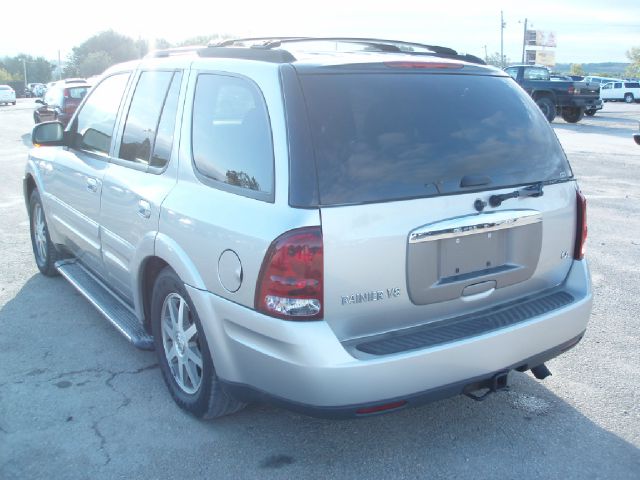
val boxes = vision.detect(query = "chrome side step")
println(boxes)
[55,259,154,350]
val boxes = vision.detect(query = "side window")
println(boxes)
[626,82,640,88]
[73,73,130,155]
[504,68,518,80]
[602,83,612,90]
[191,74,274,198]
[118,71,178,166]
[614,83,622,89]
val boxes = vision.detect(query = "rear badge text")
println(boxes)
[341,288,401,305]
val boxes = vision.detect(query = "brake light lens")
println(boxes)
[574,190,587,260]
[568,86,575,94]
[255,227,323,320]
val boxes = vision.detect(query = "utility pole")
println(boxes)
[500,11,506,68]
[58,50,62,80]
[521,18,528,63]
[483,45,488,63]
[23,59,27,90]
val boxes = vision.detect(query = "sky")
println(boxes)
[1,0,638,64]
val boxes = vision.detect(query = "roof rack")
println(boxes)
[147,37,485,65]
[213,37,485,65]
[146,46,206,58]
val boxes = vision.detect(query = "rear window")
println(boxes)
[65,87,89,99]
[298,73,572,206]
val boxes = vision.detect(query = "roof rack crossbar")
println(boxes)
[197,46,296,63]
[146,46,207,58]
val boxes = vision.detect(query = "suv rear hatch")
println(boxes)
[287,65,578,342]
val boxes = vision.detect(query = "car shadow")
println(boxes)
[1,274,638,479]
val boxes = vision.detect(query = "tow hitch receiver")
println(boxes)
[464,371,509,402]
[530,363,552,380]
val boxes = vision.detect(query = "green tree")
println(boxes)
[0,67,15,82]
[65,30,146,77]
[485,51,511,68]
[569,63,585,76]
[78,51,113,77]
[625,46,640,78]
[1,55,53,83]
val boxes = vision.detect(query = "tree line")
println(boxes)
[0,31,230,85]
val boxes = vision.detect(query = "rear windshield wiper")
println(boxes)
[489,183,543,207]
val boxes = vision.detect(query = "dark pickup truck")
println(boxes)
[505,65,602,123]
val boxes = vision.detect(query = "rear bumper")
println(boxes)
[221,331,584,418]
[187,260,592,415]
[565,97,601,109]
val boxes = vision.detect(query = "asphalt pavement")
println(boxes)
[0,98,639,479]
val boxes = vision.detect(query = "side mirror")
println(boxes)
[35,99,44,104]
[32,121,65,147]
[633,133,640,146]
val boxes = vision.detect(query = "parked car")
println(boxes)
[583,75,619,88]
[504,65,601,122]
[33,82,91,126]
[26,37,592,419]
[600,81,640,103]
[0,85,17,105]
[26,83,46,97]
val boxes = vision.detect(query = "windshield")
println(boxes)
[298,73,572,206]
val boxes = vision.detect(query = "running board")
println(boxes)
[55,259,154,350]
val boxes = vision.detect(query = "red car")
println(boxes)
[34,82,91,126]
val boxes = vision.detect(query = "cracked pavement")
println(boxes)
[1,99,639,479]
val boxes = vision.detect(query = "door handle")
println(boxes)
[137,199,151,219]
[86,177,98,193]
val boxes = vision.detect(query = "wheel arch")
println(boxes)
[531,90,556,103]
[24,173,37,210]
[139,233,208,332]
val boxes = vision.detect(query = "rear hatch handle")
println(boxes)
[489,182,543,207]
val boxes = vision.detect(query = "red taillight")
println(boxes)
[383,61,464,69]
[255,227,323,320]
[574,190,587,260]
[568,85,575,94]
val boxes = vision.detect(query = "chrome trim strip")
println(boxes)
[409,209,542,243]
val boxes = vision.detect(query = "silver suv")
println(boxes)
[25,38,592,418]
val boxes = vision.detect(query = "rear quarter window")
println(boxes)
[191,74,274,201]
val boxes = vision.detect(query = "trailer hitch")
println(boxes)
[464,371,509,402]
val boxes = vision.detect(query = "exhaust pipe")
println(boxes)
[530,363,552,380]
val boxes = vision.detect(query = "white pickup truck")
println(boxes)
[600,81,640,103]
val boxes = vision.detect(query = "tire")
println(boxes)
[584,109,596,117]
[624,93,634,103]
[561,107,585,123]
[29,189,59,276]
[151,267,246,419]
[535,97,556,122]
